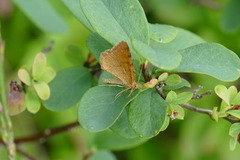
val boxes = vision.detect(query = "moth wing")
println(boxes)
[100,41,136,88]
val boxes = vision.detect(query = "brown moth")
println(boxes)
[99,41,138,92]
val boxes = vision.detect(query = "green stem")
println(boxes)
[0,38,16,159]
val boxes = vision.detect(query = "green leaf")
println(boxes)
[25,90,41,113]
[18,68,32,86]
[87,33,112,61]
[229,136,238,151]
[221,0,240,32]
[132,39,182,70]
[175,92,193,104]
[80,0,149,45]
[128,90,167,137]
[226,110,240,119]
[229,123,240,137]
[13,0,68,33]
[88,150,116,160]
[32,53,47,81]
[110,109,138,139]
[93,130,148,150]
[163,78,191,90]
[39,66,56,83]
[43,67,92,111]
[33,81,50,100]
[61,0,94,31]
[149,24,178,43]
[232,92,240,105]
[78,86,139,132]
[215,85,230,105]
[166,91,177,103]
[175,43,240,81]
[166,91,193,104]
[165,74,181,86]
[150,27,204,50]
[228,86,238,100]
[158,73,168,81]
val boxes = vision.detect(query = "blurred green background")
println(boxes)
[1,0,240,159]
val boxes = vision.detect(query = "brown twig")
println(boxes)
[0,121,79,144]
[180,103,240,123]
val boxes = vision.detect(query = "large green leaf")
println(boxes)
[43,67,92,111]
[221,0,240,32]
[79,0,149,45]
[93,130,148,150]
[128,89,167,137]
[110,109,138,138]
[13,0,68,33]
[149,24,178,43]
[151,27,204,50]
[87,33,112,61]
[78,86,139,131]
[61,0,94,31]
[174,43,240,81]
[88,150,116,160]
[133,39,182,70]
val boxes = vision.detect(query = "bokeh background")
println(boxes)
[1,0,240,159]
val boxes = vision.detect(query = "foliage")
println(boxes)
[1,0,240,159]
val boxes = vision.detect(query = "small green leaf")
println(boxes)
[163,78,191,90]
[229,123,240,137]
[226,110,240,119]
[25,90,41,113]
[32,53,47,80]
[39,66,56,83]
[88,150,117,160]
[229,136,238,151]
[33,81,50,100]
[13,0,68,33]
[232,92,240,105]
[149,24,177,43]
[158,73,168,81]
[228,86,238,99]
[18,68,32,86]
[166,91,178,103]
[111,109,138,139]
[215,85,230,105]
[128,90,167,137]
[165,74,181,86]
[166,91,193,104]
[78,86,138,132]
[43,67,92,111]
[133,39,182,70]
[175,43,240,81]
[175,92,193,104]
